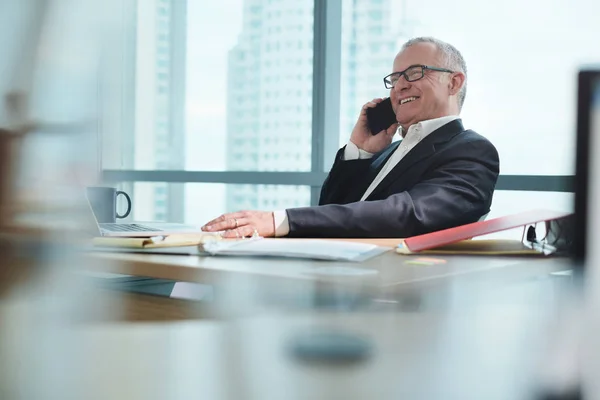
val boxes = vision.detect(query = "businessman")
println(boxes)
[202,37,500,238]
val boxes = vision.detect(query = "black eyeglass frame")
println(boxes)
[383,65,455,89]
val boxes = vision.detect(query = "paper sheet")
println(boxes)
[199,238,390,262]
[396,239,542,255]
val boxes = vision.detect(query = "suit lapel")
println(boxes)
[365,119,466,200]
[344,141,401,203]
[369,140,401,175]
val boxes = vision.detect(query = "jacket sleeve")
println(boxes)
[286,139,500,238]
[318,147,374,205]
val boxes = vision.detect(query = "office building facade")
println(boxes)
[225,0,398,212]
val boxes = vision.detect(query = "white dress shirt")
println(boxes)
[273,115,459,236]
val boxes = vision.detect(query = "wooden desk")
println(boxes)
[85,239,571,305]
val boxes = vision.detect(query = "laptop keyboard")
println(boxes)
[100,223,161,232]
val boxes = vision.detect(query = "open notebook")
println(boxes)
[92,233,221,249]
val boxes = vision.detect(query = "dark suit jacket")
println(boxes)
[286,119,500,238]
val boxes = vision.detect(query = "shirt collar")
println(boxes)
[403,115,459,139]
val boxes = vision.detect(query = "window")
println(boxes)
[102,2,314,220]
[336,0,599,217]
[101,0,598,224]
[124,182,309,224]
[483,191,574,239]
[338,0,600,178]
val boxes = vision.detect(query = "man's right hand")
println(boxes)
[349,98,399,154]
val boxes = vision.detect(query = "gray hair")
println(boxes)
[401,37,468,110]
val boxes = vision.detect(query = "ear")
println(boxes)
[447,72,465,96]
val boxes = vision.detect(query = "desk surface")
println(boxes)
[85,238,570,295]
[0,310,564,399]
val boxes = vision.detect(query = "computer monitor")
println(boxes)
[573,68,600,270]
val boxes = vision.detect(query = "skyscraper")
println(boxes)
[339,0,402,146]
[225,0,313,212]
[130,0,186,222]
[226,0,397,212]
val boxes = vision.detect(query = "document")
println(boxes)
[396,239,541,256]
[92,233,221,249]
[396,209,571,255]
[199,238,390,262]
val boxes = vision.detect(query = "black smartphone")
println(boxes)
[365,97,397,135]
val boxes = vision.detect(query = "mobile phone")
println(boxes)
[365,97,397,135]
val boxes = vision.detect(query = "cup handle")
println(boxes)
[116,191,132,219]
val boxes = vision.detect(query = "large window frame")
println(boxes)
[102,0,574,206]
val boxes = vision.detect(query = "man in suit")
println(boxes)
[202,37,499,238]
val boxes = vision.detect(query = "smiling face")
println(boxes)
[390,42,460,131]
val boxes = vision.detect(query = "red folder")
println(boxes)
[396,209,572,254]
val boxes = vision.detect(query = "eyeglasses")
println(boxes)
[383,65,454,89]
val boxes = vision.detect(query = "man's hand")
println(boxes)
[202,210,276,238]
[349,98,399,154]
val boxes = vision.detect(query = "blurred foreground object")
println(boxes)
[0,1,119,399]
[0,126,22,230]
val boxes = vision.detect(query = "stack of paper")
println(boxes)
[199,238,390,262]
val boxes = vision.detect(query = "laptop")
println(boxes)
[85,193,206,237]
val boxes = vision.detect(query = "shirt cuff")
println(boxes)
[273,210,290,237]
[343,141,374,160]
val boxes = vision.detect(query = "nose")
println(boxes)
[393,75,410,94]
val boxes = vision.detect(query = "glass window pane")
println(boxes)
[482,190,574,240]
[338,0,600,175]
[118,183,311,225]
[103,0,314,173]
